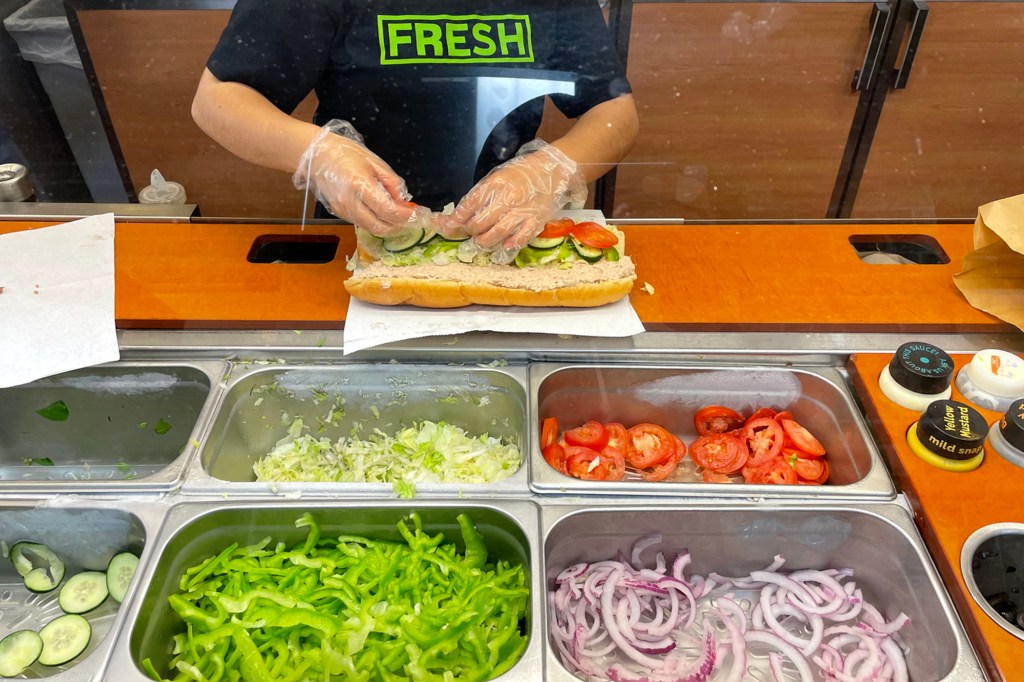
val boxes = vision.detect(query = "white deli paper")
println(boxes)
[343,297,645,355]
[0,214,119,388]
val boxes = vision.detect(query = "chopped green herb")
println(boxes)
[316,336,326,348]
[116,462,131,474]
[369,405,380,419]
[437,395,460,405]
[154,418,172,435]
[22,457,53,466]
[35,400,68,421]
[190,439,201,449]
[137,421,148,429]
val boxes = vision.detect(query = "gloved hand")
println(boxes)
[440,140,587,261]
[292,119,429,236]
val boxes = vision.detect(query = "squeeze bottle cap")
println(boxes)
[887,342,954,395]
[965,350,1024,399]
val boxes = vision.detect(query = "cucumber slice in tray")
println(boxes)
[37,614,90,667]
[0,630,43,677]
[106,552,139,604]
[59,572,108,614]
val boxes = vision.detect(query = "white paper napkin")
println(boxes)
[0,214,119,387]
[343,297,645,355]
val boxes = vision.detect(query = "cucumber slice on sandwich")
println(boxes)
[38,614,90,666]
[527,236,565,250]
[106,552,139,604]
[0,630,43,677]
[11,543,64,593]
[570,237,606,263]
[58,572,108,614]
[382,228,426,253]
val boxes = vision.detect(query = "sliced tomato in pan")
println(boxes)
[694,405,745,436]
[604,422,630,452]
[690,433,748,474]
[541,417,559,449]
[625,423,676,469]
[779,418,826,457]
[742,418,785,467]
[564,420,609,451]
[543,442,567,474]
[640,437,684,482]
[565,445,624,481]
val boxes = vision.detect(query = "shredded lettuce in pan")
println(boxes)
[253,420,521,486]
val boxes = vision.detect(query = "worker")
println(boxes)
[192,0,638,253]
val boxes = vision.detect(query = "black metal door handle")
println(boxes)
[894,0,929,89]
[853,2,894,91]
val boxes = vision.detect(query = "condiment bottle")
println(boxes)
[955,349,1024,413]
[907,399,988,472]
[879,342,955,411]
[989,399,1024,469]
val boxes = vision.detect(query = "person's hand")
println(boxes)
[441,140,587,256]
[293,120,427,236]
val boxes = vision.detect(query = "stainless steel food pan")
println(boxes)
[0,361,225,493]
[530,363,894,499]
[542,504,985,682]
[182,363,529,496]
[108,500,542,681]
[0,501,152,680]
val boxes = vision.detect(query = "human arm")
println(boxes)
[443,93,639,251]
[191,69,419,235]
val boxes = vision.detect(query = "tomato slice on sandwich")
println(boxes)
[538,218,575,239]
[570,222,619,249]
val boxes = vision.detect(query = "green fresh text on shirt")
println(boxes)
[378,14,535,64]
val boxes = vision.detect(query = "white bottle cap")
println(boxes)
[139,168,187,204]
[965,349,1024,398]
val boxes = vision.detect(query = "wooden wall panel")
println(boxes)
[76,10,317,219]
[614,3,870,219]
[852,3,1024,220]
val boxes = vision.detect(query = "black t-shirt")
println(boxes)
[207,0,630,208]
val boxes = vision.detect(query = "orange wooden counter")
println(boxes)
[0,219,1008,330]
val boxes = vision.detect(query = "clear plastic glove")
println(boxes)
[439,140,587,261]
[292,119,429,236]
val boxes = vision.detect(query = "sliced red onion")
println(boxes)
[632,534,664,569]
[880,637,909,682]
[769,652,786,682]
[714,598,749,682]
[672,552,692,581]
[550,540,915,682]
[745,630,815,682]
[557,562,590,584]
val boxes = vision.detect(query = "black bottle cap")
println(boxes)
[916,400,989,461]
[1000,399,1024,453]
[888,342,955,395]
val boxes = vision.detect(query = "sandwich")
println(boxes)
[344,217,636,308]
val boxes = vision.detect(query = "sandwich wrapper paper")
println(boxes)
[0,214,119,388]
[343,297,645,355]
[953,193,1024,332]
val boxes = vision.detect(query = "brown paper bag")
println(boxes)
[953,194,1024,331]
